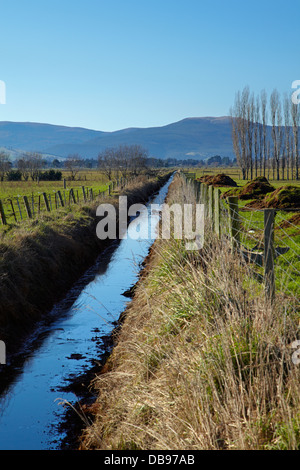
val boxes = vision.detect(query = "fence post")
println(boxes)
[16,197,23,219]
[214,188,220,238]
[9,199,17,222]
[208,185,214,228]
[203,184,208,218]
[57,190,64,207]
[227,196,240,252]
[43,192,50,212]
[0,200,7,225]
[264,209,275,304]
[82,186,86,202]
[23,196,32,219]
[69,188,76,204]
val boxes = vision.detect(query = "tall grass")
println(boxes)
[81,174,300,450]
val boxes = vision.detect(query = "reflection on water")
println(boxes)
[0,175,173,450]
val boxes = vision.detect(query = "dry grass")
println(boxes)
[80,173,300,450]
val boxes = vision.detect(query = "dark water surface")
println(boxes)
[0,176,173,450]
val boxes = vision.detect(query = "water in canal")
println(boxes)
[0,176,173,450]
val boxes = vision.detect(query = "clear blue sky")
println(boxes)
[0,0,299,131]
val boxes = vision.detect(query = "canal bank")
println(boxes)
[0,173,174,450]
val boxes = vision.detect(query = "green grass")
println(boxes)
[0,170,113,228]
[184,169,300,299]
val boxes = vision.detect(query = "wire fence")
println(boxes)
[181,172,300,310]
[0,178,129,226]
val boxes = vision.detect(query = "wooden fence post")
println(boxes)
[227,196,240,252]
[16,197,23,219]
[214,188,220,238]
[203,184,208,218]
[82,186,86,202]
[23,196,32,219]
[196,181,201,203]
[43,193,50,212]
[57,190,64,207]
[208,185,214,228]
[0,200,7,225]
[9,199,17,222]
[69,188,76,204]
[31,194,35,217]
[264,209,275,304]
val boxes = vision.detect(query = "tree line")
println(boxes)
[230,86,300,180]
[0,144,152,182]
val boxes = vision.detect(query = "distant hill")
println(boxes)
[0,117,235,161]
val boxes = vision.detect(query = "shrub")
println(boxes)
[39,170,62,181]
[6,170,22,181]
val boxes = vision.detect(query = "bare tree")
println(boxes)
[260,90,268,177]
[64,154,82,180]
[283,93,291,180]
[17,152,43,181]
[253,95,261,178]
[0,151,11,181]
[230,86,254,179]
[270,89,283,180]
[98,144,148,180]
[98,148,117,180]
[291,100,299,180]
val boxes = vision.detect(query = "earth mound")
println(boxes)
[221,176,275,200]
[198,173,237,187]
[245,185,300,210]
[238,177,275,200]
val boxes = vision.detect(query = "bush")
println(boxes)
[6,170,22,181]
[39,170,62,181]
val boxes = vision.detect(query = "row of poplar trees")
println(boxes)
[230,86,299,180]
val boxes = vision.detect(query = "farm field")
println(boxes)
[185,168,300,300]
[186,166,300,189]
[0,170,114,229]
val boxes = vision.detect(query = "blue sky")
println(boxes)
[0,0,299,131]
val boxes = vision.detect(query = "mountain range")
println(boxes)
[0,117,235,161]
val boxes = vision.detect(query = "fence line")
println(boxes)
[181,171,300,306]
[0,177,132,226]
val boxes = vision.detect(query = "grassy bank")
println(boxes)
[80,173,300,450]
[0,173,171,357]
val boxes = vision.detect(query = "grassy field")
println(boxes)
[186,166,300,189]
[0,170,115,229]
[0,170,109,199]
[182,168,300,304]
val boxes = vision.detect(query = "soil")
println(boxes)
[198,173,237,187]
[245,185,300,210]
[221,176,275,201]
[238,178,275,200]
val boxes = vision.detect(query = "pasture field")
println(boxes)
[187,166,300,189]
[0,170,113,229]
[185,167,300,299]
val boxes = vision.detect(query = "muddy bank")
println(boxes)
[0,174,172,362]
